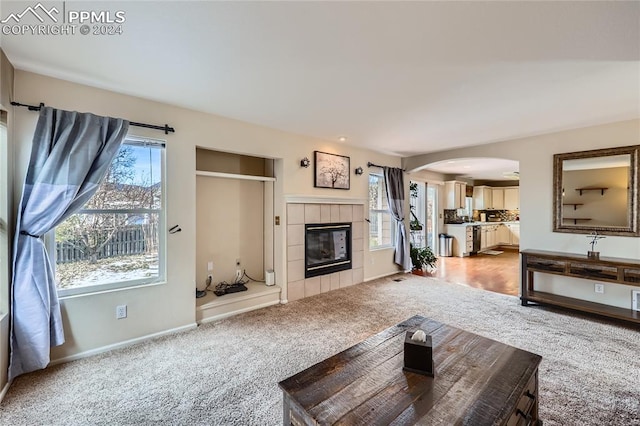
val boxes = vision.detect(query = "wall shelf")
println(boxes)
[195,170,276,182]
[575,187,608,196]
[562,203,584,210]
[563,218,591,224]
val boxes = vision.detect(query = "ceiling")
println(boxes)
[420,158,520,181]
[1,1,639,157]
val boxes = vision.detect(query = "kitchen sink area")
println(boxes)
[444,220,520,257]
[442,183,520,257]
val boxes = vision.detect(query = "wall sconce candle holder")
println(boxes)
[354,166,363,175]
[300,157,310,168]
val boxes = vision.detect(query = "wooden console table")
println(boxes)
[279,315,542,425]
[520,249,640,324]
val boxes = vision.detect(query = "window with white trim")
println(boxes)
[54,137,166,296]
[368,173,395,249]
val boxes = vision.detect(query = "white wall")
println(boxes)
[0,49,14,398]
[12,70,402,362]
[196,176,264,285]
[405,119,640,308]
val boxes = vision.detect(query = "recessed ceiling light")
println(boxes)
[338,136,347,142]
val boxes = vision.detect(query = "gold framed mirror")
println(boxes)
[553,145,639,236]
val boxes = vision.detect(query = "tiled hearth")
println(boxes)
[287,203,364,302]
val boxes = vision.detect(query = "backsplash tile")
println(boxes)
[446,209,520,223]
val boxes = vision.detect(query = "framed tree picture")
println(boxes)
[314,151,350,190]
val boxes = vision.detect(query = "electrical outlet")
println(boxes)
[632,290,640,312]
[594,283,605,294]
[116,304,127,319]
[207,261,213,272]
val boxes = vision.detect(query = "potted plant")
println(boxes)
[410,214,423,231]
[410,244,437,275]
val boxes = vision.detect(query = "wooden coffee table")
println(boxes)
[279,315,542,425]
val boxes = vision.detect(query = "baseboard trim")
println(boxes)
[364,271,402,282]
[197,300,281,325]
[0,380,10,404]
[49,323,198,366]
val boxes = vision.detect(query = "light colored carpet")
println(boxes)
[1,274,638,425]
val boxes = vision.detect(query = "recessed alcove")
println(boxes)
[195,148,280,323]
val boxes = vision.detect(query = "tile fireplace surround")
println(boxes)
[287,203,364,302]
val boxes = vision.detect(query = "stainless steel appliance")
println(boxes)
[472,226,481,254]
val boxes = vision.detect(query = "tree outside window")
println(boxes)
[368,174,394,249]
[54,138,165,296]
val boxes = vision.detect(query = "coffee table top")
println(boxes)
[279,315,542,425]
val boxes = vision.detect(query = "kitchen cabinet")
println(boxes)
[507,223,520,245]
[473,186,519,211]
[496,224,510,245]
[464,226,473,256]
[444,225,474,257]
[445,181,466,209]
[480,225,497,249]
[472,186,492,210]
[480,224,509,250]
[491,188,504,209]
[504,188,520,210]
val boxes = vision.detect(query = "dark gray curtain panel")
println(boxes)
[10,107,129,380]
[383,167,411,271]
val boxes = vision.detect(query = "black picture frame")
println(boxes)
[314,151,350,190]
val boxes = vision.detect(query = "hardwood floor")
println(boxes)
[423,248,520,296]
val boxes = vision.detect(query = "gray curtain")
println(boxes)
[10,107,129,380]
[383,167,411,271]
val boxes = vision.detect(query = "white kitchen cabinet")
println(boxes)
[504,188,520,210]
[496,224,510,245]
[480,226,494,249]
[473,186,492,210]
[465,227,474,254]
[480,224,501,250]
[489,225,498,247]
[491,188,504,209]
[480,227,488,250]
[445,181,466,209]
[507,223,520,245]
[444,225,474,257]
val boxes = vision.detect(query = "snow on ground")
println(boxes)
[57,254,158,289]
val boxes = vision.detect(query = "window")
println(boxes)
[368,173,395,249]
[409,181,426,248]
[53,137,165,297]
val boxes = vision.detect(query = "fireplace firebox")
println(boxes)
[305,223,352,278]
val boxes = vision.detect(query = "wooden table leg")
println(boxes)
[283,394,291,426]
[520,253,529,306]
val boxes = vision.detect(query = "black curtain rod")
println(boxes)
[10,101,175,135]
[367,162,405,171]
